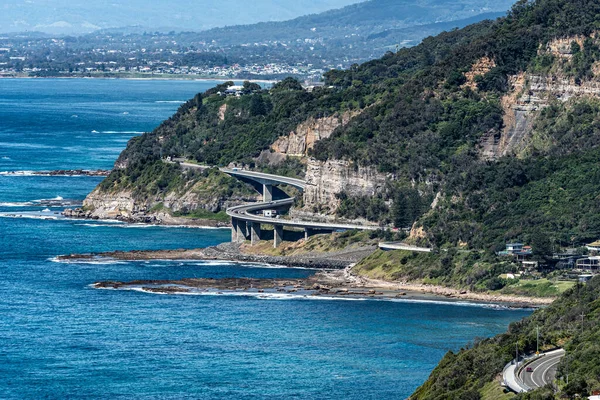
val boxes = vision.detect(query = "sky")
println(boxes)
[0,0,364,35]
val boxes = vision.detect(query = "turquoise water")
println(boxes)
[0,79,531,399]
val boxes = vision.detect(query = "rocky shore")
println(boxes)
[93,273,404,299]
[57,242,371,269]
[92,267,541,308]
[61,208,230,227]
[58,242,550,307]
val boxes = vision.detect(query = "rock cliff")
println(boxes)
[270,111,357,157]
[301,158,389,215]
[69,174,259,225]
[479,35,600,159]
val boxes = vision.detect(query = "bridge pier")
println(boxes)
[250,222,261,246]
[274,225,283,248]
[236,220,247,242]
[305,227,315,240]
[263,183,273,202]
[231,217,239,242]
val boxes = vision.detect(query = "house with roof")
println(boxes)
[497,242,536,271]
[497,243,533,261]
[586,240,600,253]
[576,256,600,272]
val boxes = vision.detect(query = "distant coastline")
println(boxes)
[0,74,279,84]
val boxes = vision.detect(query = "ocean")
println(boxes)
[0,78,531,399]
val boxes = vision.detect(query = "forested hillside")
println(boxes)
[411,276,600,399]
[96,0,600,252]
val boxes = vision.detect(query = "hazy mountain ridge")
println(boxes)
[0,0,362,35]
[0,0,512,78]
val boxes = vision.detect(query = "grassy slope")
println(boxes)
[240,230,378,257]
[353,249,574,297]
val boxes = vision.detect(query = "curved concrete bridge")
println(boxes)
[220,168,377,247]
[167,160,379,247]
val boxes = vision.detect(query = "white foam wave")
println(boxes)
[1,156,11,160]
[0,171,101,178]
[0,213,59,220]
[0,170,37,176]
[51,257,127,265]
[112,287,383,302]
[155,100,184,103]
[99,131,144,134]
[75,223,124,228]
[0,201,35,207]
[97,285,527,310]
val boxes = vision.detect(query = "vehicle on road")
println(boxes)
[526,367,533,372]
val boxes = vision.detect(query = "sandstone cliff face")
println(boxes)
[485,74,600,159]
[462,56,496,90]
[479,35,600,159]
[544,35,588,59]
[270,111,357,157]
[79,186,257,224]
[301,158,388,215]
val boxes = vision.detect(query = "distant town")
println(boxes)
[0,32,357,80]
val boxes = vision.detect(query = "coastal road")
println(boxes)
[519,349,565,390]
[165,160,307,190]
[379,242,432,252]
[168,159,379,233]
[220,168,306,190]
[226,198,379,232]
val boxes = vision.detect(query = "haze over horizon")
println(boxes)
[0,0,363,35]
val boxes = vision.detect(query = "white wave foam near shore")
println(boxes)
[0,213,59,220]
[51,257,128,265]
[99,131,144,134]
[0,198,81,208]
[99,286,522,309]
[0,201,35,207]
[0,170,38,176]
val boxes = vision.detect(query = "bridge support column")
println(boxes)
[304,228,315,240]
[263,184,273,202]
[250,222,261,246]
[274,224,283,248]
[231,217,239,242]
[236,219,246,242]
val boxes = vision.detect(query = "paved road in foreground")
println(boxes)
[519,349,565,390]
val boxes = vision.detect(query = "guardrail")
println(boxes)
[502,359,533,393]
[378,242,432,252]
